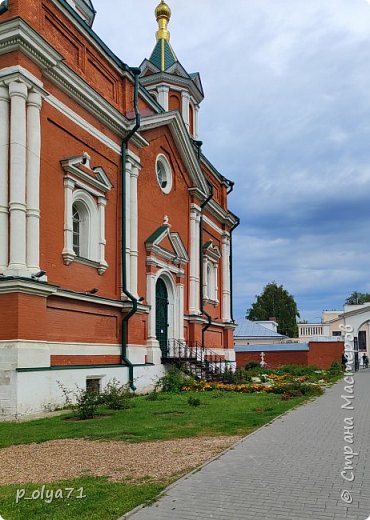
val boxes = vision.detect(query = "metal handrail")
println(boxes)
[164,339,236,381]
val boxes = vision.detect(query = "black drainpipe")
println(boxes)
[121,67,141,391]
[223,179,239,323]
[225,180,239,323]
[199,182,214,348]
[229,211,240,323]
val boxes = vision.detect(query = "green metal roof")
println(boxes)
[145,225,169,246]
[149,39,177,71]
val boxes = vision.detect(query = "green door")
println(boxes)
[156,278,169,357]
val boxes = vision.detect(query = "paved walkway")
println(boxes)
[124,371,370,520]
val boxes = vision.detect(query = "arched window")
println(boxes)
[61,153,112,274]
[72,204,81,256]
[72,200,91,259]
[203,242,221,305]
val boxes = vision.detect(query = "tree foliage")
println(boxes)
[247,282,300,338]
[345,291,370,305]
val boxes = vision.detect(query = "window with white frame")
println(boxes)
[156,154,173,194]
[61,153,112,275]
[203,241,221,305]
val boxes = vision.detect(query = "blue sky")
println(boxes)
[92,0,370,322]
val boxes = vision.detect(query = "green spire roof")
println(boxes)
[149,39,177,71]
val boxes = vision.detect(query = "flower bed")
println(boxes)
[181,379,324,397]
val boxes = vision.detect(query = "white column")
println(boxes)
[130,165,139,297]
[7,81,28,274]
[26,90,42,272]
[0,84,9,272]
[221,234,231,322]
[146,272,158,346]
[157,86,169,111]
[62,178,75,265]
[214,263,219,303]
[181,91,190,130]
[189,205,200,314]
[203,259,208,300]
[97,197,108,274]
[177,281,185,341]
[125,161,131,293]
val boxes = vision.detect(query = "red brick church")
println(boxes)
[0,0,238,417]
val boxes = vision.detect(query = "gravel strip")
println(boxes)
[0,436,241,485]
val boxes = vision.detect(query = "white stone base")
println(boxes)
[0,340,166,419]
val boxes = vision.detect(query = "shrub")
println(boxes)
[328,360,342,375]
[157,368,195,393]
[245,361,261,370]
[74,386,100,419]
[146,391,160,401]
[273,365,321,377]
[187,397,201,407]
[57,381,100,419]
[101,379,133,410]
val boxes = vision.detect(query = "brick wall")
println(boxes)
[236,350,308,369]
[236,341,344,369]
[307,341,343,369]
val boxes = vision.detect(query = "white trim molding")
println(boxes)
[61,153,112,274]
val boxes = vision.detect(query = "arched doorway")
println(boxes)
[156,278,169,356]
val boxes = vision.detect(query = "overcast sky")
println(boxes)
[92,0,370,322]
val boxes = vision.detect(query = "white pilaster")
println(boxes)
[7,81,28,274]
[26,90,42,272]
[97,197,108,274]
[214,263,219,303]
[0,84,9,272]
[181,91,190,130]
[189,205,201,314]
[157,86,169,111]
[130,165,140,297]
[125,160,132,293]
[222,234,231,322]
[62,178,76,265]
[146,272,159,347]
[177,281,185,341]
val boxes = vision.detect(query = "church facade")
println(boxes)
[0,0,238,417]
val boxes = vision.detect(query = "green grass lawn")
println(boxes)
[0,477,166,520]
[0,391,309,519]
[0,392,307,448]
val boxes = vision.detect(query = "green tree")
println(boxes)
[345,291,370,305]
[247,282,300,337]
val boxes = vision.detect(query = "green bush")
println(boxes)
[245,361,261,370]
[328,360,342,375]
[273,365,321,376]
[145,390,160,401]
[271,382,323,397]
[157,368,195,393]
[187,396,201,407]
[101,379,134,410]
[74,387,100,420]
[57,381,100,419]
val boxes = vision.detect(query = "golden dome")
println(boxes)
[155,1,171,21]
[155,1,171,42]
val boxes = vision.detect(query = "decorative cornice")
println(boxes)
[0,18,148,148]
[140,67,204,103]
[61,152,113,194]
[140,112,209,196]
[0,278,58,297]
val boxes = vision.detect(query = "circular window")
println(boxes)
[156,154,172,194]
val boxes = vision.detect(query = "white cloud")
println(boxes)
[92,0,370,321]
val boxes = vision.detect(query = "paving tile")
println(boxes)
[123,372,370,520]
